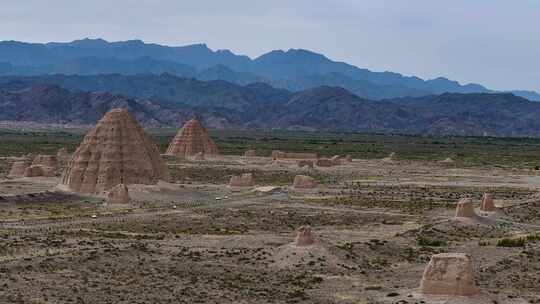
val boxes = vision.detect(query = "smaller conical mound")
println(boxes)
[166,119,219,158]
[61,108,170,193]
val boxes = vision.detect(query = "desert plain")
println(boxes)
[0,125,539,304]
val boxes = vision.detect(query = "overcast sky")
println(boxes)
[1,0,539,91]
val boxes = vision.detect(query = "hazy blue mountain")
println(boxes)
[0,38,251,70]
[51,56,197,76]
[197,64,264,85]
[507,90,540,102]
[0,39,540,101]
[0,38,538,101]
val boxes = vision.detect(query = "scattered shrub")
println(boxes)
[496,238,525,247]
[417,236,447,247]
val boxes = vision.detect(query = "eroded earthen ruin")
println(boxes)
[244,149,257,157]
[330,155,342,165]
[8,161,31,177]
[293,175,318,189]
[32,155,58,169]
[294,225,315,246]
[106,184,130,204]
[297,160,314,168]
[455,198,477,218]
[420,252,479,296]
[24,165,55,177]
[57,148,69,159]
[480,192,496,211]
[229,173,254,187]
[316,158,335,167]
[271,150,318,160]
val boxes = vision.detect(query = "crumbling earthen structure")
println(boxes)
[229,173,254,188]
[32,155,58,169]
[61,108,170,194]
[294,225,315,246]
[455,198,477,218]
[244,150,257,157]
[316,158,335,167]
[8,161,31,177]
[297,160,314,168]
[381,152,396,163]
[440,157,455,163]
[293,175,318,189]
[330,155,342,165]
[106,184,130,204]
[165,118,219,158]
[24,165,55,177]
[271,150,318,160]
[57,148,69,159]
[420,253,479,296]
[480,193,495,211]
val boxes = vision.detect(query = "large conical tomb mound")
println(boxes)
[165,118,219,158]
[61,108,170,194]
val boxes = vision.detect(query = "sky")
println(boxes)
[1,0,539,92]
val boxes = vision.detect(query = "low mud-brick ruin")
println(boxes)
[420,253,479,296]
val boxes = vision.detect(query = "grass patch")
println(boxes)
[497,238,526,247]
[4,128,540,169]
[417,236,447,247]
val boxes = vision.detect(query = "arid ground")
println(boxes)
[0,129,539,304]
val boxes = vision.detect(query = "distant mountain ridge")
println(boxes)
[1,38,538,101]
[2,74,540,137]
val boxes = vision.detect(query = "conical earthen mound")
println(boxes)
[165,119,219,158]
[61,108,170,194]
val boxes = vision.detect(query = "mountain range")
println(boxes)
[1,38,539,101]
[2,74,540,137]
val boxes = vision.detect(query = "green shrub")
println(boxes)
[496,238,525,247]
[526,233,540,242]
[417,236,447,247]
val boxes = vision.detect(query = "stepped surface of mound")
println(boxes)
[61,108,170,193]
[166,118,219,157]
